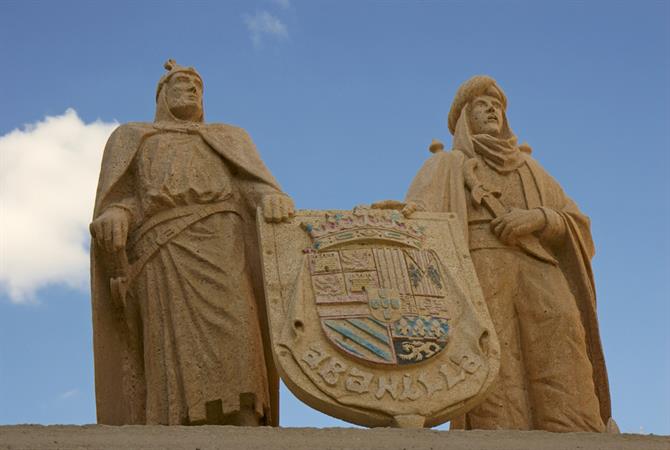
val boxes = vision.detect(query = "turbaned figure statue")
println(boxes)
[90,60,294,426]
[392,76,614,432]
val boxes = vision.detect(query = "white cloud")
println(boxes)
[270,0,290,9]
[59,388,79,400]
[243,10,288,47]
[0,109,118,303]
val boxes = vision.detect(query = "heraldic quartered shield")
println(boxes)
[258,207,499,428]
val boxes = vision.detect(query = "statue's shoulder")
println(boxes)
[519,151,563,189]
[520,151,546,172]
[203,122,248,136]
[115,121,154,132]
[411,148,464,180]
[425,148,465,165]
[202,123,255,148]
[105,122,154,144]
[124,121,151,126]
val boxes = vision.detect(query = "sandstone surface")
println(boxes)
[1,425,667,450]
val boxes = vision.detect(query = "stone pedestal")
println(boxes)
[1,425,667,450]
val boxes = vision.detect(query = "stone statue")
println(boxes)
[90,60,294,426]
[383,75,614,432]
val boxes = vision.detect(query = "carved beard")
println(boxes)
[168,97,201,121]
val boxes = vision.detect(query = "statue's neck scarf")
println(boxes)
[453,104,526,174]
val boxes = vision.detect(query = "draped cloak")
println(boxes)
[91,121,282,425]
[405,113,613,428]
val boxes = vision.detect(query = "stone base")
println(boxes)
[1,425,667,450]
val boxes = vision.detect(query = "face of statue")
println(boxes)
[165,72,203,121]
[469,95,503,136]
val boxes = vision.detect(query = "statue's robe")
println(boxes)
[406,148,613,431]
[91,122,282,425]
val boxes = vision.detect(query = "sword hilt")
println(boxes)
[463,158,557,265]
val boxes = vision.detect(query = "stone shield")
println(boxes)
[258,208,499,428]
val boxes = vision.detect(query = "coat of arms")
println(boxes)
[258,208,499,428]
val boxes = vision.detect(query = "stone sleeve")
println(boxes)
[237,175,289,212]
[537,206,566,240]
[105,197,140,226]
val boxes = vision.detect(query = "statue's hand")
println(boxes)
[262,194,295,223]
[371,199,404,210]
[370,200,423,218]
[401,201,423,218]
[490,208,545,244]
[89,206,130,253]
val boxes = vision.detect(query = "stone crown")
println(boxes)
[301,208,425,250]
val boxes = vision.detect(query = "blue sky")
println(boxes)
[0,0,668,434]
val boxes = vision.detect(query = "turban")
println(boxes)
[449,75,525,171]
[448,75,507,135]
